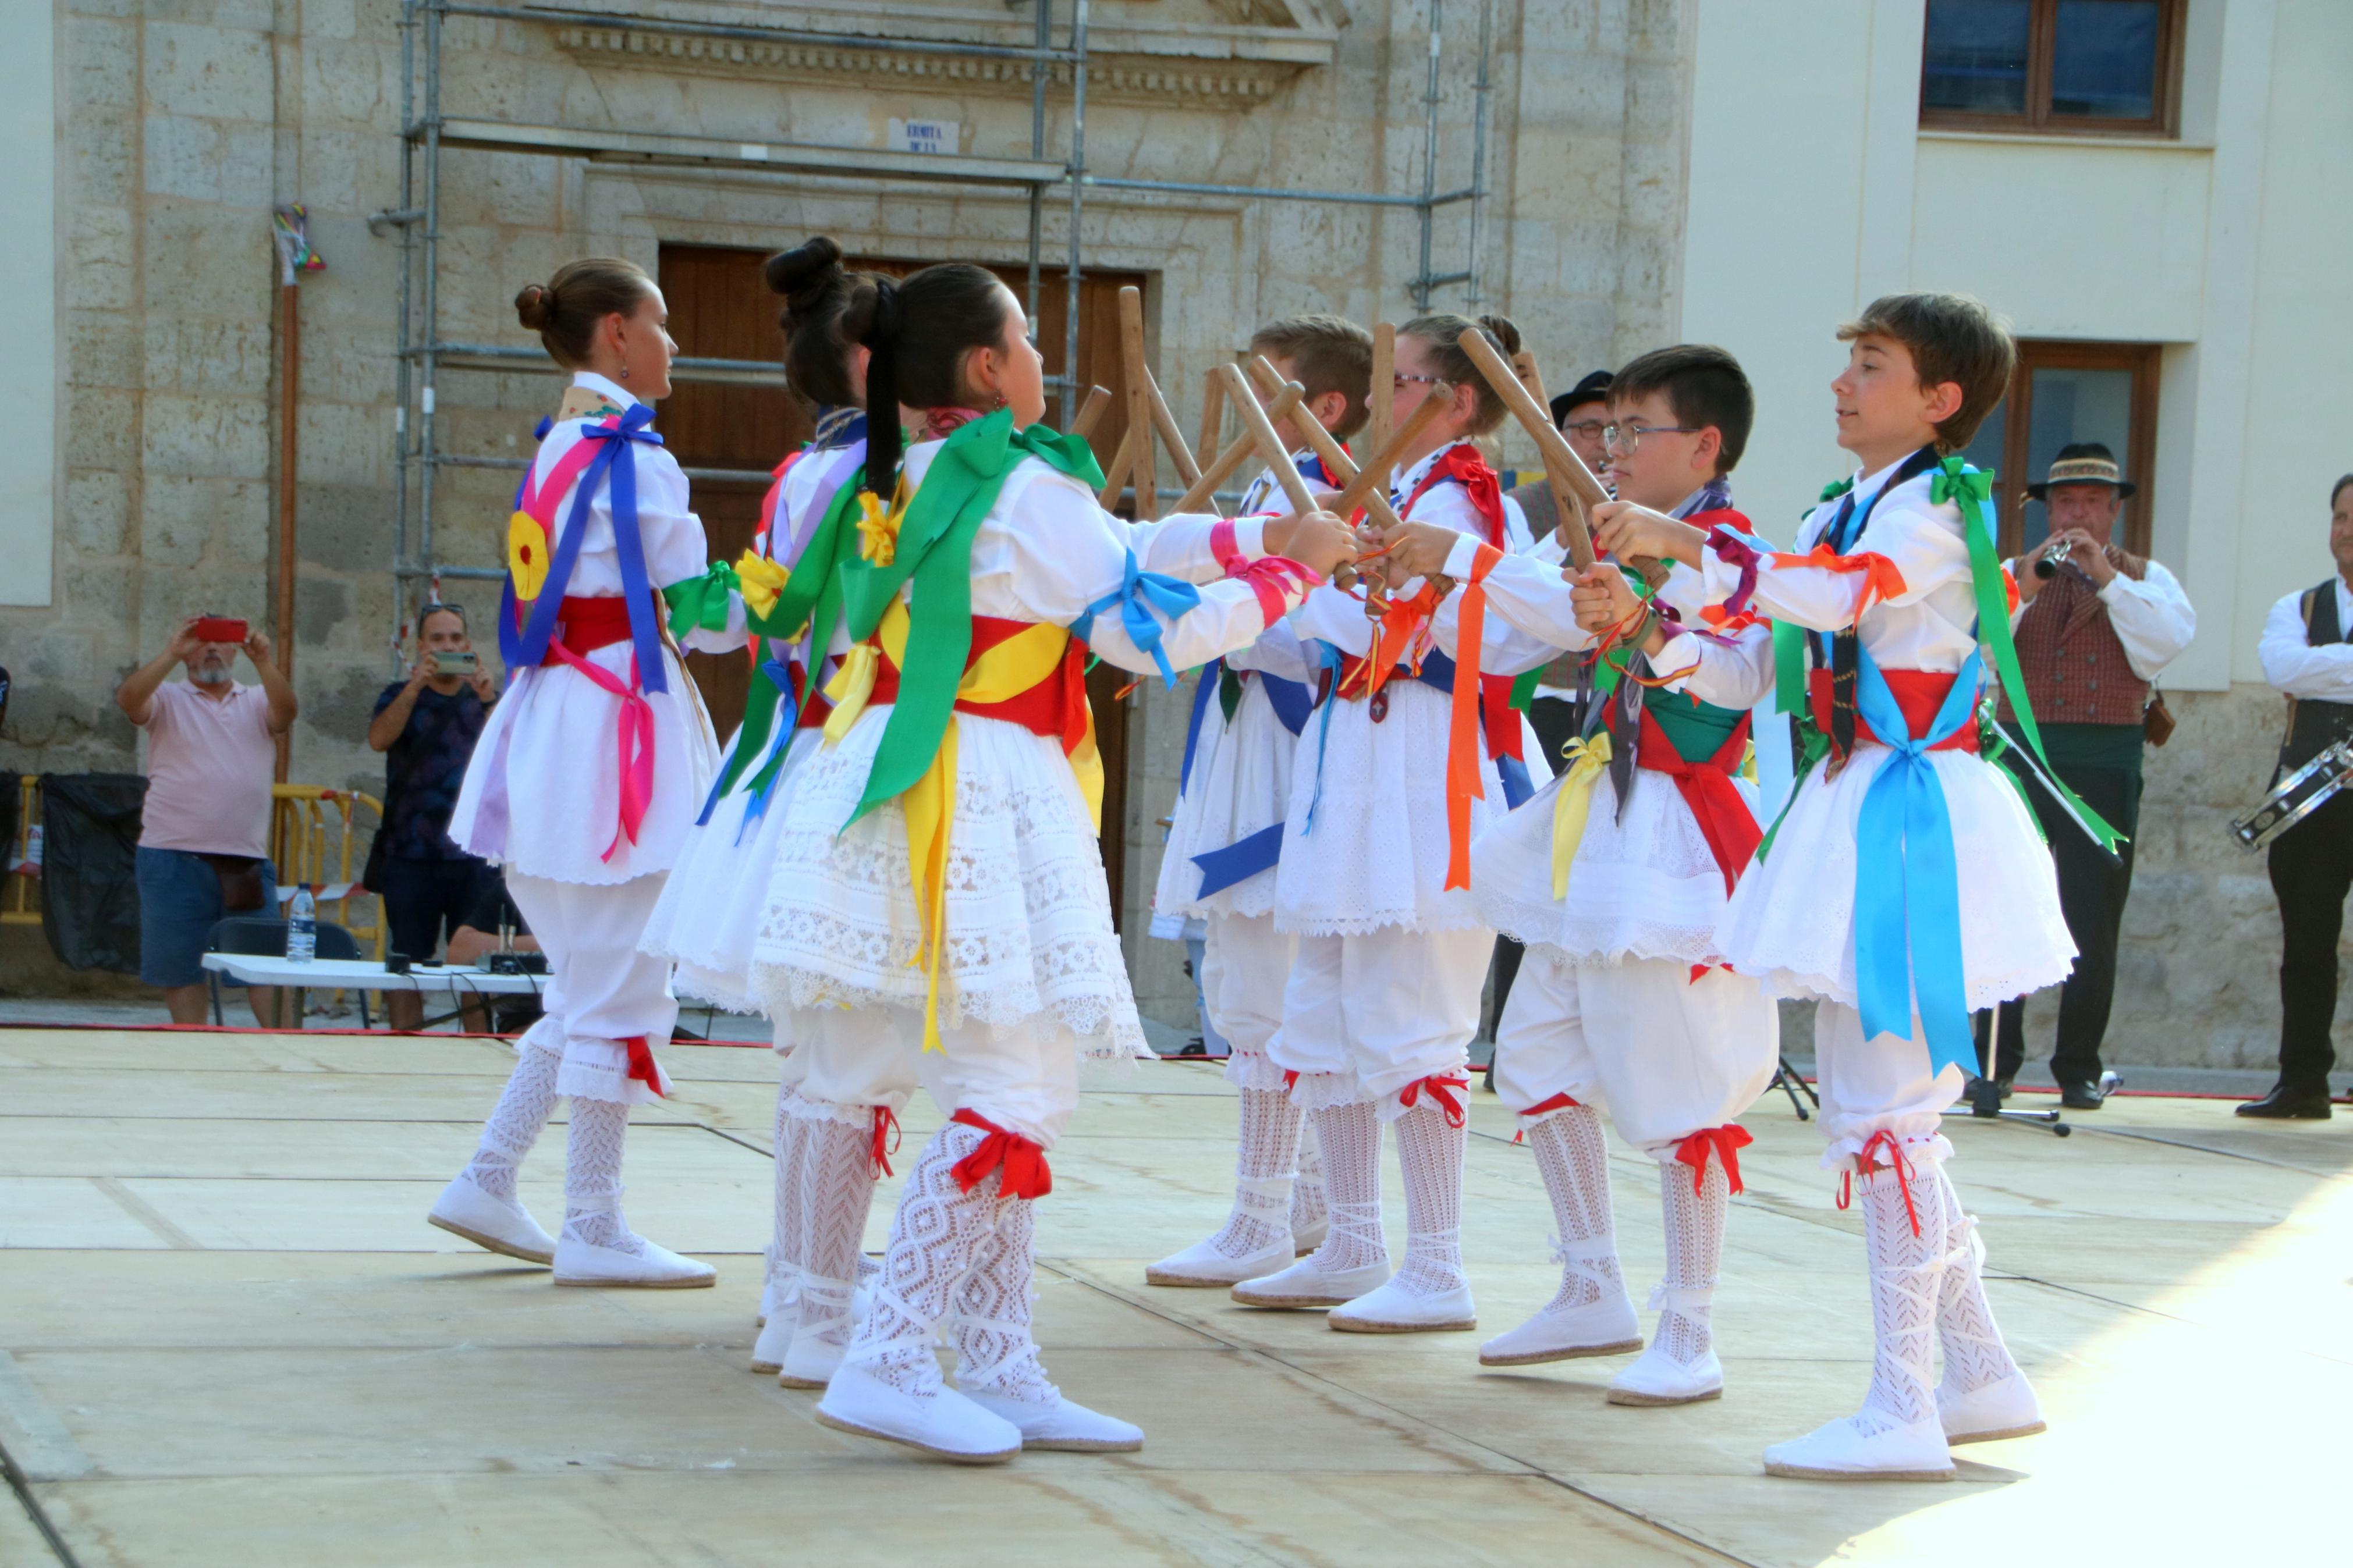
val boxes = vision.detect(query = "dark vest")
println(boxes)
[2276,579,2353,778]
[1998,550,2151,728]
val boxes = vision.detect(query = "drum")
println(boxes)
[2230,739,2353,851]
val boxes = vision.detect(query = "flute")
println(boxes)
[2032,535,2076,579]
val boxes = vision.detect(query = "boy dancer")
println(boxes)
[1597,295,2070,1480]
[1147,315,1376,1286]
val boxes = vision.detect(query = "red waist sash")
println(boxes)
[1634,707,1761,895]
[1807,669,1981,755]
[530,595,658,861]
[537,596,644,664]
[858,614,1090,758]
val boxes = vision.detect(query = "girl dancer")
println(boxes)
[429,258,750,1287]
[744,258,1356,1459]
[1235,314,1535,1334]
[1598,293,2069,1480]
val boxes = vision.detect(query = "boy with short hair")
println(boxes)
[1596,294,2070,1481]
[1145,313,1374,1286]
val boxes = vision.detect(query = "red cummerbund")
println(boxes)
[1807,668,1980,753]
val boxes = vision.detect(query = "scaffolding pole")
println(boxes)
[385,0,1489,617]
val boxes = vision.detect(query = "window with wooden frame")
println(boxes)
[1920,0,2185,137]
[1954,340,2161,559]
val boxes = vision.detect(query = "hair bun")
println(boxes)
[514,282,553,332]
[765,237,844,308]
[1477,313,1522,356]
[840,275,901,347]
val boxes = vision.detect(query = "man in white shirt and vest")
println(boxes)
[2245,474,2353,1118]
[1975,444,2195,1110]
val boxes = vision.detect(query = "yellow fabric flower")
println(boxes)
[856,490,900,567]
[506,510,551,600]
[734,550,790,623]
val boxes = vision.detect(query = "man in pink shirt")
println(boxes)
[115,616,298,1024]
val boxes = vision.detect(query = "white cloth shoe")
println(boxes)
[817,1361,1023,1464]
[1231,1253,1390,1308]
[962,1387,1143,1452]
[1329,1277,1476,1333]
[1147,1231,1294,1288]
[427,1171,556,1265]
[1939,1369,2045,1444]
[1763,1412,1954,1481]
[1607,1341,1723,1405]
[750,1309,796,1375]
[1478,1290,1642,1366]
[551,1233,716,1288]
[1290,1213,1328,1255]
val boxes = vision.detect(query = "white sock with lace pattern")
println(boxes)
[1525,1104,1621,1310]
[560,1096,643,1255]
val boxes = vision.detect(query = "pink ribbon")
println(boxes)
[541,639,656,862]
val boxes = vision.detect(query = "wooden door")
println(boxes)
[654,243,1148,919]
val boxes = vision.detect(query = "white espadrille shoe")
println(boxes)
[1328,1277,1476,1333]
[1231,1252,1390,1308]
[1147,1231,1294,1288]
[1939,1370,2045,1444]
[1607,1341,1722,1405]
[1478,1293,1641,1366]
[750,1309,796,1375]
[1763,1412,1954,1481]
[817,1361,1023,1464]
[427,1172,558,1265]
[962,1387,1142,1452]
[551,1233,716,1289]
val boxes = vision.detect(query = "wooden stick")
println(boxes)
[1215,364,1319,517]
[1512,348,1547,408]
[1456,327,1603,567]
[1143,365,1203,489]
[1069,385,1112,442]
[1197,365,1226,464]
[1329,383,1451,522]
[1172,382,1304,512]
[1367,322,1395,461]
[1095,422,1137,511]
[1118,286,1156,520]
[1245,356,1404,532]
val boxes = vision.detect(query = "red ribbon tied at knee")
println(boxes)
[622,1035,665,1099]
[949,1109,1053,1199]
[1511,1090,1581,1143]
[869,1105,901,1179]
[1836,1129,1922,1238]
[1399,1073,1470,1129]
[1674,1125,1752,1196]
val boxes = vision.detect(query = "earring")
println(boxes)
[619,362,630,382]
[993,390,1007,410]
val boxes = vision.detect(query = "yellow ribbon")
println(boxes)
[1549,733,1614,901]
[823,601,1102,1051]
[856,490,901,567]
[734,550,790,623]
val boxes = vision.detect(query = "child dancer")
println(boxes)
[633,240,879,1366]
[1380,344,1779,1403]
[1235,313,1536,1334]
[429,258,751,1288]
[744,259,1357,1459]
[1146,314,1376,1288]
[1597,294,2071,1480]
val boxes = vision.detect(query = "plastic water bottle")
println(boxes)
[286,884,317,963]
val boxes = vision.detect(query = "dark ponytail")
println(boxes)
[1401,311,1523,436]
[514,257,655,369]
[763,236,879,411]
[841,261,1016,502]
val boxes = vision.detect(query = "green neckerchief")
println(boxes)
[1930,456,2123,854]
[1645,689,1745,764]
[707,472,867,804]
[843,411,1104,829]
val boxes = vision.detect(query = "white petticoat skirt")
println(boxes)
[450,640,719,886]
[640,723,824,1012]
[747,705,1149,1061]
[1717,741,2074,1011]
[1275,680,1506,937]
[1471,762,1754,970]
[1152,677,1298,924]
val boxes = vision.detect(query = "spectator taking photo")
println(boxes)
[367,603,499,1031]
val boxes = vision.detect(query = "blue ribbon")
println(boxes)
[496,417,558,676]
[1304,641,1343,833]
[1071,549,1202,688]
[1259,673,1313,737]
[1851,647,1985,1082]
[1192,823,1285,897]
[1179,658,1222,798]
[1497,752,1534,811]
[733,659,802,844]
[511,404,669,694]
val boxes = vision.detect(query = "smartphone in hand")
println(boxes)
[193,616,249,644]
[435,650,479,677]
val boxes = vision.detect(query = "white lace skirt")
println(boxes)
[747,706,1148,1061]
[1472,763,1753,969]
[449,643,718,886]
[640,724,824,1012]
[1274,680,1504,937]
[1718,742,2074,1011]
[1152,679,1298,924]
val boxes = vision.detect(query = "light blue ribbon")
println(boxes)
[1071,549,1202,688]
[1851,647,1985,1082]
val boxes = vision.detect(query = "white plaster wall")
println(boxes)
[0,4,57,608]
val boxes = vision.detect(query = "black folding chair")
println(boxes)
[204,916,369,1029]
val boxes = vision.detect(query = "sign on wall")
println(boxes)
[887,119,960,155]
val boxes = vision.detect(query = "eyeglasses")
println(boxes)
[1602,421,1701,454]
[1392,372,1446,390]
[1560,419,1608,439]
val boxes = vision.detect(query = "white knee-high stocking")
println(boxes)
[847,1123,1006,1395]
[1655,1154,1728,1364]
[1304,1097,1388,1273]
[1525,1105,1623,1310]
[1857,1160,1948,1432]
[954,1196,1057,1405]
[561,1097,643,1255]
[1930,1162,2020,1394]
[1209,1086,1304,1260]
[798,1112,879,1356]
[1291,1118,1328,1238]
[464,1040,563,1202]
[1392,1100,1467,1295]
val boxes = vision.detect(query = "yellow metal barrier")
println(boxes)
[3,776,36,927]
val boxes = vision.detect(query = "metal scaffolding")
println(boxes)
[378,0,1495,634]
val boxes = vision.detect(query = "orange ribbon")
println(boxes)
[1399,1073,1470,1129]
[1673,1125,1752,1196]
[1444,544,1504,890]
[1768,544,1908,618]
[949,1109,1053,1199]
